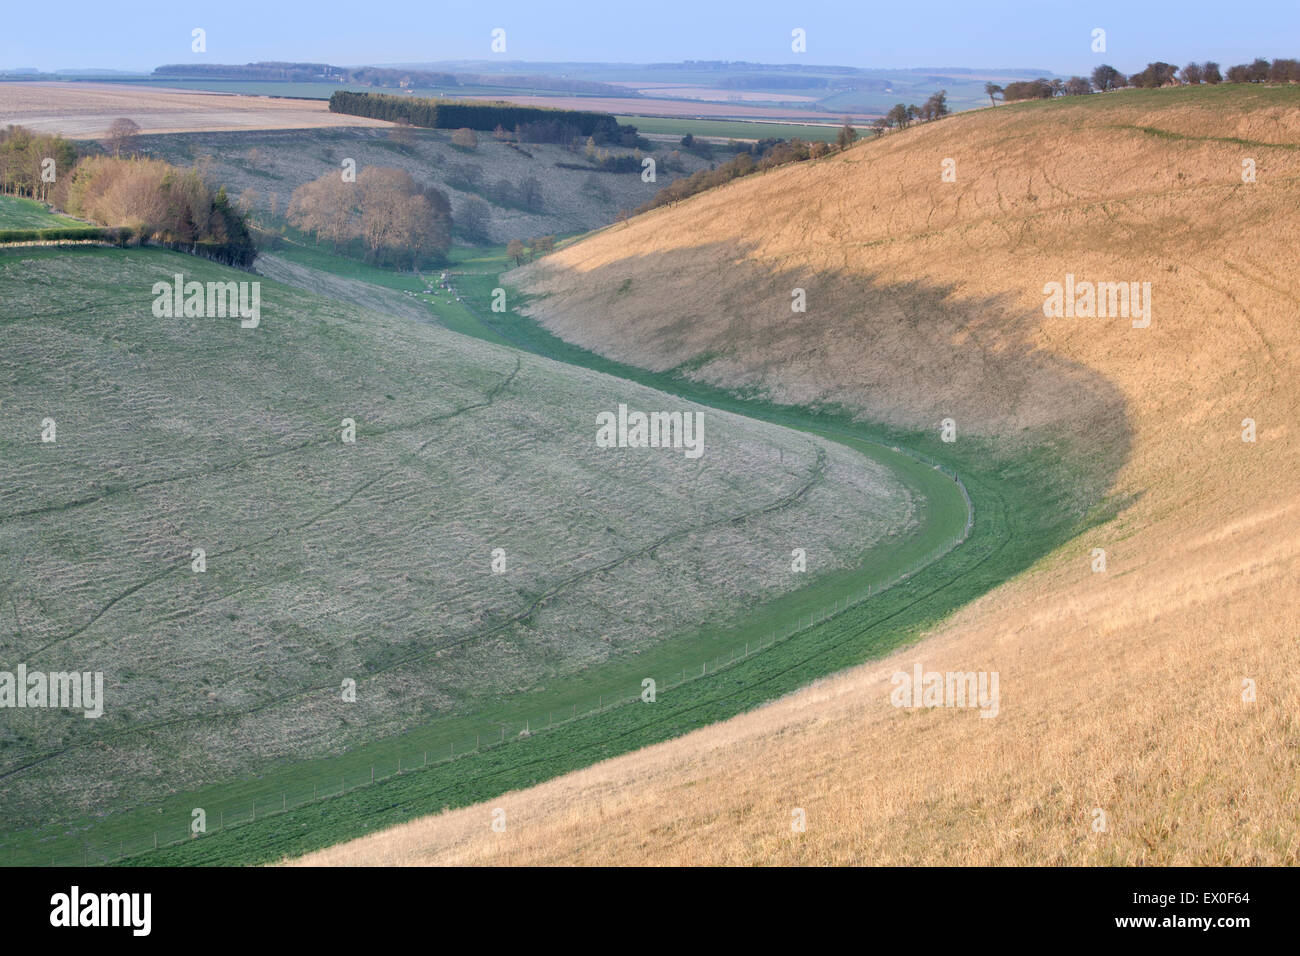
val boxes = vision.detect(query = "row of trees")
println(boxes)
[1222,58,1300,83]
[1,125,255,265]
[286,167,452,268]
[0,125,78,201]
[328,91,635,144]
[993,56,1300,102]
[153,61,627,96]
[153,62,459,87]
[870,91,951,133]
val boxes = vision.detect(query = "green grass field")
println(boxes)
[615,114,843,142]
[0,195,82,230]
[0,244,959,866]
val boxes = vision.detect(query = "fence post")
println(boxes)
[371,765,374,784]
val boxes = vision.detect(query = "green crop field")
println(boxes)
[0,244,962,866]
[0,196,82,230]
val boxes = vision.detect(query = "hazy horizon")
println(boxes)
[3,0,1296,76]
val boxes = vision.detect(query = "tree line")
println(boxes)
[870,91,951,133]
[154,62,459,87]
[0,125,254,265]
[991,56,1300,102]
[64,156,255,265]
[152,62,627,96]
[328,91,637,145]
[0,125,78,201]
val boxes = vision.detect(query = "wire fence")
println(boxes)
[21,451,975,867]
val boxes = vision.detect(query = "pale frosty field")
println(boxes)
[0,248,915,825]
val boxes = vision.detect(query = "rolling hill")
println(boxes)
[0,244,935,864]
[293,83,1300,865]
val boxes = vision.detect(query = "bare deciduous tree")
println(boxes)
[287,166,451,267]
[104,118,140,157]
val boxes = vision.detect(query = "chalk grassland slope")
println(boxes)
[298,84,1300,864]
[0,247,914,855]
[0,82,394,137]
[139,128,706,245]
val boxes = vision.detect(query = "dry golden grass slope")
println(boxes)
[292,87,1300,865]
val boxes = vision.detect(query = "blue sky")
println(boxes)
[4,0,1296,74]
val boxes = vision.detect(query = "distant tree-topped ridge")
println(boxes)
[151,63,629,95]
[153,62,459,87]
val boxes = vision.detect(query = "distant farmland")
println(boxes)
[0,82,394,137]
[1,79,874,139]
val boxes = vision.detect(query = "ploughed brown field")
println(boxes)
[0,82,394,137]
[289,84,1300,865]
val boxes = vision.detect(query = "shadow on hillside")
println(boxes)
[513,238,1135,539]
